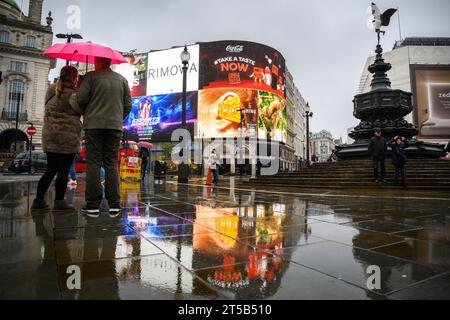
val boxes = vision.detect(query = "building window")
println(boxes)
[8,80,26,114]
[11,61,27,73]
[26,35,36,48]
[0,31,10,43]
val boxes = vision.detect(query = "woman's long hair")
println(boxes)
[55,66,78,98]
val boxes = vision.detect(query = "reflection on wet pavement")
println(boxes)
[0,178,449,300]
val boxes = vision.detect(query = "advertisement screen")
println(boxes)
[197,88,286,141]
[120,41,288,143]
[123,92,197,142]
[258,91,287,143]
[113,52,148,97]
[411,65,450,138]
[147,45,199,95]
[198,88,259,138]
[199,40,286,98]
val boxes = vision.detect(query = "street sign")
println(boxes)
[27,126,37,136]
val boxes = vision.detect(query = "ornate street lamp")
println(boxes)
[56,33,83,43]
[56,33,83,65]
[305,103,313,166]
[178,46,190,183]
[180,45,190,129]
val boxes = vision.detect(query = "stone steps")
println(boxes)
[245,160,450,189]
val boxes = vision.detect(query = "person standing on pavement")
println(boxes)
[74,56,132,217]
[389,136,409,186]
[368,128,388,184]
[139,146,150,180]
[209,149,219,185]
[32,66,82,211]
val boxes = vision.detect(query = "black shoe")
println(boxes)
[109,207,122,218]
[31,199,50,210]
[382,179,387,184]
[54,200,75,211]
[81,205,100,218]
[375,180,380,184]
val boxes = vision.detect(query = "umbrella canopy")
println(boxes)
[44,42,127,65]
[138,141,154,149]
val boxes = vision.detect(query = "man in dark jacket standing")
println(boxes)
[389,136,409,186]
[75,57,132,217]
[139,147,150,180]
[368,128,387,183]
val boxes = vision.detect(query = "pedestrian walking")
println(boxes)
[209,149,219,185]
[389,136,409,186]
[74,57,132,218]
[32,66,82,211]
[368,128,387,183]
[139,146,150,179]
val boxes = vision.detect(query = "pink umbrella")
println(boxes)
[44,41,127,65]
[138,141,154,149]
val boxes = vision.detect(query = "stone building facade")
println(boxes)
[0,0,54,153]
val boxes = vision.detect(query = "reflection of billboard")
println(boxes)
[113,53,148,97]
[123,93,197,142]
[199,40,286,98]
[411,65,450,138]
[147,45,199,95]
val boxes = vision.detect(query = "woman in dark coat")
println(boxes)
[32,66,82,210]
[389,136,409,186]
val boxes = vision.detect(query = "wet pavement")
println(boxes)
[0,177,449,300]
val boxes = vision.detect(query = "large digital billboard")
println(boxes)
[199,40,286,98]
[147,45,199,95]
[120,41,287,143]
[198,88,259,138]
[112,52,148,97]
[411,65,450,138]
[123,92,197,142]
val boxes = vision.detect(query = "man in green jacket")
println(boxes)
[75,57,132,217]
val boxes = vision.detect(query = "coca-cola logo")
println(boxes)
[226,45,244,53]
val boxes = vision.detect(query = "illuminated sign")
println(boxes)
[411,65,450,138]
[147,45,199,95]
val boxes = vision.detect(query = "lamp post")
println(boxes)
[305,103,313,166]
[56,33,83,65]
[236,108,245,178]
[178,46,190,183]
[180,45,190,129]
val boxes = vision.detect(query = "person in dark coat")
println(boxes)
[389,136,409,186]
[32,66,82,211]
[139,147,149,179]
[368,128,387,183]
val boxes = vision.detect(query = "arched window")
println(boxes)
[26,35,36,48]
[0,31,10,43]
[8,80,26,115]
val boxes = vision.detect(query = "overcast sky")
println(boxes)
[24,0,450,140]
